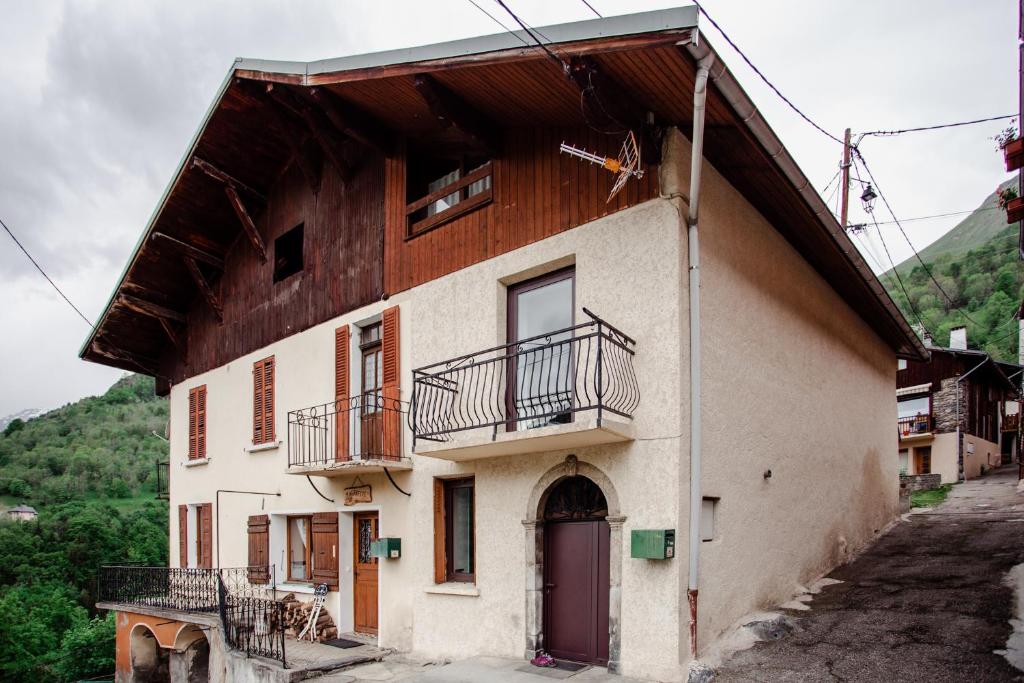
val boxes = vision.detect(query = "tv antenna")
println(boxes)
[559,131,644,203]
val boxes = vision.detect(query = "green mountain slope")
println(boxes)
[880,180,1023,362]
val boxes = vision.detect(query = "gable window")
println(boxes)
[188,385,207,460]
[253,356,275,445]
[433,477,475,583]
[287,515,313,582]
[406,151,492,237]
[273,224,304,283]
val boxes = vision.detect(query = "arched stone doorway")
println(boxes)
[524,456,625,673]
[172,625,210,683]
[129,624,170,682]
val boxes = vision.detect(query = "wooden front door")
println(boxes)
[543,520,610,665]
[353,512,379,635]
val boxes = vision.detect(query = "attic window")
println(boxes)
[406,151,492,238]
[273,224,304,283]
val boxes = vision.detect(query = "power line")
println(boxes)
[0,215,94,329]
[853,149,985,327]
[492,0,567,70]
[861,114,1016,138]
[865,207,937,337]
[465,0,529,42]
[850,206,1001,229]
[579,0,601,18]
[688,1,844,145]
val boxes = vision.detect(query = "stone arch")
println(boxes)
[129,623,170,682]
[523,455,625,673]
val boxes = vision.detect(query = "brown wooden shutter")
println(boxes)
[179,504,188,568]
[247,515,270,584]
[198,503,213,569]
[188,389,198,460]
[433,478,446,583]
[253,357,275,444]
[335,326,351,461]
[311,512,339,590]
[196,385,207,459]
[381,306,401,458]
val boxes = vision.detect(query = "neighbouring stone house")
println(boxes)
[80,8,927,682]
[897,326,1021,484]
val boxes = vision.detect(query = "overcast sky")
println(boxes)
[0,0,1017,417]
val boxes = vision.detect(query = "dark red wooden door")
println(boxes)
[543,520,610,665]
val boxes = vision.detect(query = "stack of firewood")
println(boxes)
[279,593,338,643]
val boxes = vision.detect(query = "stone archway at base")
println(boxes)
[523,455,625,673]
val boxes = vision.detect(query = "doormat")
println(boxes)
[515,661,591,679]
[323,637,363,649]
[553,660,588,672]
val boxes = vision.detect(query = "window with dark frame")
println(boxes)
[406,151,492,238]
[273,224,304,283]
[287,515,313,582]
[439,477,475,583]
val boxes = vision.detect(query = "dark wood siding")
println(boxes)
[169,155,385,384]
[384,127,658,295]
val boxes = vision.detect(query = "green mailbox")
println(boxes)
[370,537,401,559]
[630,529,675,559]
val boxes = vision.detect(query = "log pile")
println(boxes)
[280,593,338,643]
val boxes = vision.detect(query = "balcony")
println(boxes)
[1002,414,1020,432]
[898,415,933,441]
[287,395,412,476]
[411,312,638,460]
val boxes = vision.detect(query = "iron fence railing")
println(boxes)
[288,394,408,468]
[411,309,638,445]
[898,415,932,439]
[219,584,286,667]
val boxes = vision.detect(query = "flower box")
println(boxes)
[1006,196,1024,224]
[1004,138,1024,172]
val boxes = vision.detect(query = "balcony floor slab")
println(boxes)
[286,458,413,477]
[413,416,634,461]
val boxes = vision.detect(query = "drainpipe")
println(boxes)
[955,359,987,482]
[686,52,715,660]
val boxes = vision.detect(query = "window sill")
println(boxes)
[425,583,479,597]
[246,441,281,454]
[184,458,209,468]
[278,582,319,595]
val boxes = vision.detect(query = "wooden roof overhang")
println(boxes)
[79,7,926,385]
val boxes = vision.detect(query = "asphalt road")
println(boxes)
[715,465,1024,682]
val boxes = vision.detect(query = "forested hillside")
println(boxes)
[0,375,169,681]
[882,186,1023,362]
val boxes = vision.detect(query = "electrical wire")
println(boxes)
[853,149,985,327]
[865,207,937,338]
[492,0,567,70]
[580,0,601,18]
[861,114,1016,138]
[1,215,94,328]
[465,0,530,43]
[688,1,843,145]
[849,206,1001,229]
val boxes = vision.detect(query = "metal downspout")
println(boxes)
[687,52,715,660]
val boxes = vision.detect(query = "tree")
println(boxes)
[3,419,24,437]
[53,613,116,682]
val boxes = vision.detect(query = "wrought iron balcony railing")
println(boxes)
[411,309,638,445]
[1002,413,1020,432]
[288,394,407,468]
[97,565,276,614]
[898,415,932,439]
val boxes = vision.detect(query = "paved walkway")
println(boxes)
[715,465,1024,682]
[318,655,646,682]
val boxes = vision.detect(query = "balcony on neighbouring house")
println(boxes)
[898,414,933,441]
[1002,413,1020,432]
[287,395,412,476]
[411,312,639,460]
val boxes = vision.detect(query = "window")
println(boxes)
[897,395,929,419]
[898,449,909,475]
[188,385,207,460]
[434,477,475,583]
[898,359,907,371]
[406,151,492,237]
[508,268,575,429]
[252,356,275,445]
[287,515,313,582]
[360,323,384,455]
[273,224,304,283]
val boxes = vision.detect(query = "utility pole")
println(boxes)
[839,127,852,228]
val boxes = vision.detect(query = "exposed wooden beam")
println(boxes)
[266,84,352,181]
[307,87,392,156]
[190,157,266,202]
[151,232,225,270]
[183,256,224,323]
[92,341,160,375]
[158,319,187,362]
[224,186,268,263]
[118,294,186,323]
[412,73,500,157]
